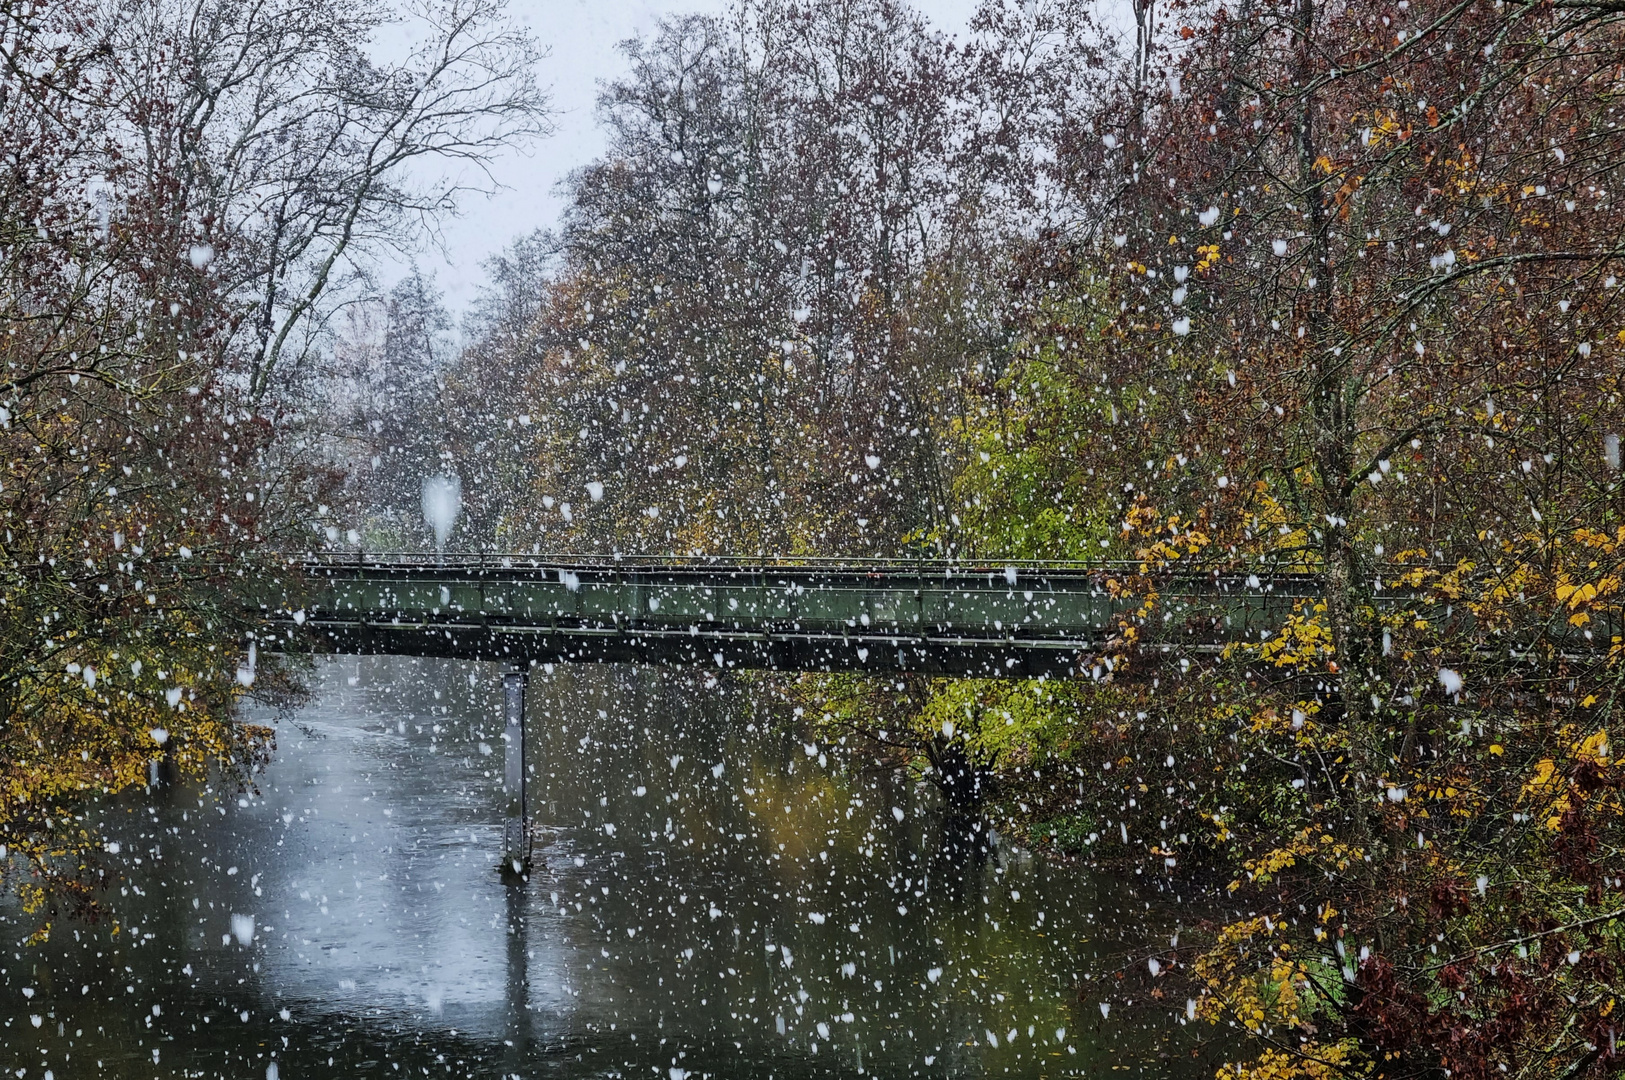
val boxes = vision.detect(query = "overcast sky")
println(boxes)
[405,0,985,316]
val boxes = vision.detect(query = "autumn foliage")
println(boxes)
[971,0,1625,1071]
[4,0,1620,1068]
[377,0,1625,1068]
[0,0,544,934]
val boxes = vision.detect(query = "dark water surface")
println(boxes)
[2,658,1203,1077]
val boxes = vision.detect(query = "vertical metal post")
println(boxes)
[501,667,529,875]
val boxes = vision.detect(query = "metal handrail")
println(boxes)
[293,550,1321,577]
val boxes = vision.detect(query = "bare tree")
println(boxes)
[98,0,552,401]
[444,0,1102,557]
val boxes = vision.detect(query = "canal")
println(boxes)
[1,657,1205,1077]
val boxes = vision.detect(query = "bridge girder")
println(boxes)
[257,556,1332,678]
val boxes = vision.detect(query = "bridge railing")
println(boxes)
[294,550,1330,583]
[299,550,1150,571]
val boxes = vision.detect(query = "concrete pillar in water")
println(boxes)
[501,667,529,875]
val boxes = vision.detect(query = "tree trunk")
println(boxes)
[1294,0,1377,809]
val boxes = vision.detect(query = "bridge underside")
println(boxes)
[303,619,1107,678]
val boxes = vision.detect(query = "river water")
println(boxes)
[1,657,1204,1077]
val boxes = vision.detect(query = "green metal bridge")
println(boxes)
[262,554,1340,679]
[254,552,1586,873]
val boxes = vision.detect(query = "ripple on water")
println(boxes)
[0,656,1209,1077]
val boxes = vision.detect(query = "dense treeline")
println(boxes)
[342,0,1102,555]
[341,0,1625,1074]
[0,0,545,930]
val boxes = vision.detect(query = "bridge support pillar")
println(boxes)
[501,666,529,877]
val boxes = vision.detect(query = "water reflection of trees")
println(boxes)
[1,658,1208,1076]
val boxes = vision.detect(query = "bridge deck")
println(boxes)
[259,554,1345,677]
